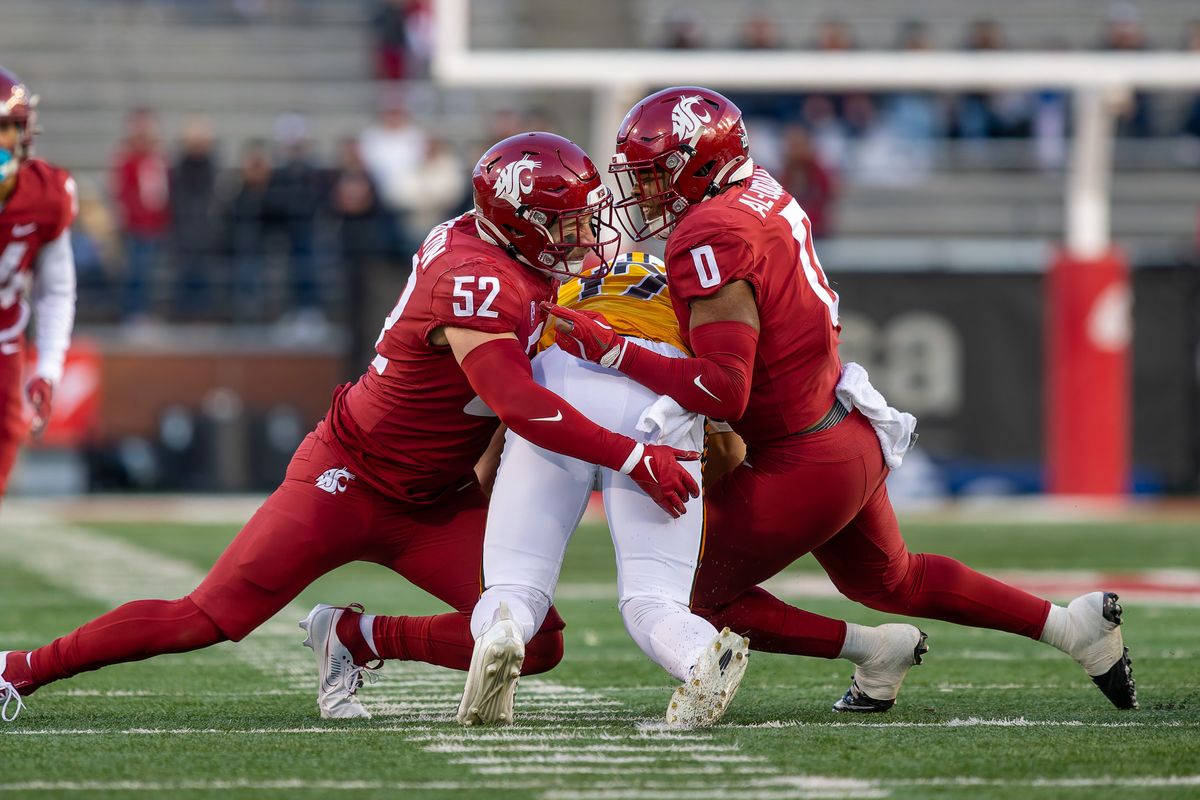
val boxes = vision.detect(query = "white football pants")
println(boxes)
[471,341,718,682]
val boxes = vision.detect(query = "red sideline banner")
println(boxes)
[1045,248,1130,495]
[25,338,102,447]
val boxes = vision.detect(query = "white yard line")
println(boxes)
[724,718,1199,730]
[6,774,1199,798]
[13,717,1194,738]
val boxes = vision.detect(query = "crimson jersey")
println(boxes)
[325,214,555,504]
[665,166,841,445]
[0,159,76,339]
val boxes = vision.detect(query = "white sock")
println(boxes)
[620,596,718,683]
[1038,604,1073,653]
[838,623,880,664]
[471,586,548,642]
[359,614,379,658]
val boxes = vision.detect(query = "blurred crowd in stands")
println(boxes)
[71,0,1200,330]
[78,97,471,329]
[673,9,1200,186]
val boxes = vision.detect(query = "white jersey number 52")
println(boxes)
[451,275,500,319]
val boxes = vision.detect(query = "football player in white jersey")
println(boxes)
[459,253,749,728]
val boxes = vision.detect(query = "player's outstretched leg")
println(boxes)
[696,585,927,713]
[1038,591,1137,709]
[299,603,380,719]
[817,482,1136,710]
[0,596,226,721]
[458,602,525,726]
[666,627,750,728]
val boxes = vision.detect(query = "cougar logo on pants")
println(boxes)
[315,467,355,494]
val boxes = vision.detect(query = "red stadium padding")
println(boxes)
[1045,247,1130,495]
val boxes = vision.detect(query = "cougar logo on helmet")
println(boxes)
[494,156,541,207]
[0,85,27,115]
[670,96,711,142]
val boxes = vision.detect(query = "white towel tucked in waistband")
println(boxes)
[636,395,700,450]
[835,362,919,470]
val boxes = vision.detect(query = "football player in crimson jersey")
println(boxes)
[0,67,77,502]
[0,132,700,723]
[550,87,1136,712]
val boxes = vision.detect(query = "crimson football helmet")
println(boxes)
[0,66,37,181]
[472,131,619,278]
[609,86,754,240]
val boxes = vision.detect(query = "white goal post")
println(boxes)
[431,0,1200,259]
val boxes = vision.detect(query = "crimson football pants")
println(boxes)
[20,430,565,693]
[0,335,26,501]
[692,411,1051,658]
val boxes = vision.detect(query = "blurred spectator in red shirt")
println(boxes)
[778,125,837,238]
[373,0,433,80]
[111,108,170,320]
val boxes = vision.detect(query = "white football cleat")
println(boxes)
[666,627,750,728]
[457,603,525,726]
[0,652,26,723]
[833,624,928,713]
[299,603,375,720]
[1064,592,1138,710]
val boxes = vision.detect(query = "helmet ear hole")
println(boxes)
[692,160,716,179]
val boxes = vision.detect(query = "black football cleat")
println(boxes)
[1091,646,1138,710]
[833,678,897,713]
[832,626,928,713]
[1061,592,1138,710]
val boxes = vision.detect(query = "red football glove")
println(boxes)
[541,302,629,368]
[26,376,53,437]
[622,442,701,518]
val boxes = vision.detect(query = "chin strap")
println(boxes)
[705,156,755,198]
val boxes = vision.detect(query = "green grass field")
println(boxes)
[3,503,1199,799]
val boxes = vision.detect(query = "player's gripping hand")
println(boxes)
[541,302,629,369]
[622,442,701,518]
[25,377,53,437]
